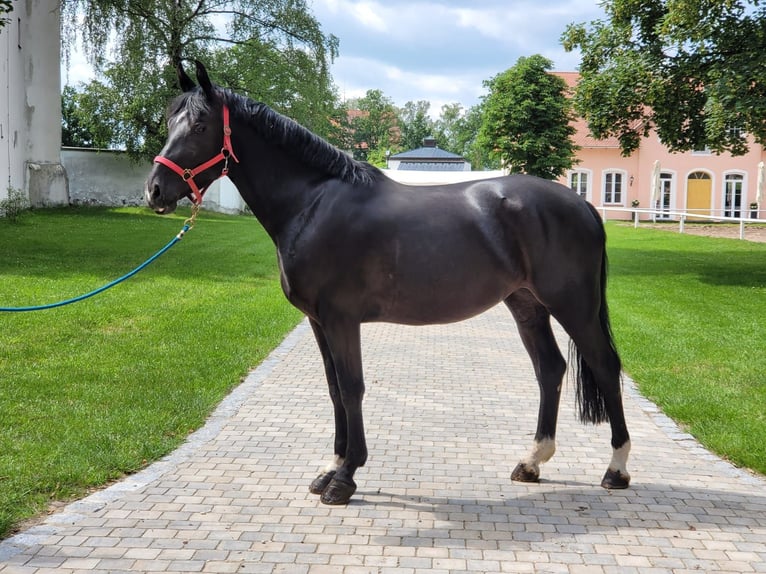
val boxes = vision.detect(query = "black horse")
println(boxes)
[146,61,631,505]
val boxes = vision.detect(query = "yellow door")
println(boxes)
[686,173,712,218]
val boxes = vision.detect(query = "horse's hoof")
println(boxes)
[320,477,357,505]
[601,468,630,489]
[511,462,540,483]
[309,471,336,495]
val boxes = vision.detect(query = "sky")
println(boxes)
[308,0,607,114]
[62,0,608,116]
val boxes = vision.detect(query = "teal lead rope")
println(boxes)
[0,208,198,313]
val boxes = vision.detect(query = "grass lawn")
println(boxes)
[606,222,766,476]
[0,206,302,538]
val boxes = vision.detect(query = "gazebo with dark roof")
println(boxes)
[388,137,471,171]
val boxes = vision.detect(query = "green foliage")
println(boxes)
[435,103,499,170]
[0,207,302,537]
[61,85,105,148]
[207,41,344,146]
[345,89,400,162]
[398,100,434,152]
[60,0,340,161]
[477,55,578,179]
[562,0,766,156]
[0,188,30,222]
[0,0,12,28]
[607,222,766,476]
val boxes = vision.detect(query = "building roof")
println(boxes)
[390,137,466,161]
[397,161,468,171]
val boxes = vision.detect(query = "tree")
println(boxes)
[477,55,578,179]
[345,89,399,163]
[434,103,498,170]
[561,0,766,156]
[60,0,340,160]
[62,86,97,147]
[398,101,434,151]
[0,1,11,28]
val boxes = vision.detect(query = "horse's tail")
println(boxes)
[569,203,622,425]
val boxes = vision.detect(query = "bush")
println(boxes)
[0,187,30,222]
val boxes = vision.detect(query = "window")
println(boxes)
[569,171,588,199]
[603,171,624,204]
[723,173,744,218]
[727,126,746,142]
[656,172,673,219]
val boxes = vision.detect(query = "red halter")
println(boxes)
[153,105,239,205]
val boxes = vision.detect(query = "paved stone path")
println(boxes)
[2,305,765,573]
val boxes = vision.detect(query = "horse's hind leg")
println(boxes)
[505,290,567,483]
[308,319,349,496]
[554,307,631,489]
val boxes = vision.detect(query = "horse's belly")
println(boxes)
[372,275,514,326]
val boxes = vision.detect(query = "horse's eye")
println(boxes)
[193,123,206,134]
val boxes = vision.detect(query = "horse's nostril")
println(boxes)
[152,183,161,200]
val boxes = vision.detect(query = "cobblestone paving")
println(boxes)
[2,305,765,573]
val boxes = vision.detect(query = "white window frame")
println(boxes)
[722,171,746,218]
[656,171,676,219]
[568,169,591,201]
[602,170,627,205]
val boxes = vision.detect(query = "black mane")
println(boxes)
[176,87,382,186]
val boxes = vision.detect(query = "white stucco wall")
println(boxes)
[383,169,505,186]
[62,147,248,213]
[0,1,25,199]
[0,0,67,206]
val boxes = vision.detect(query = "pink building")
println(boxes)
[554,73,765,221]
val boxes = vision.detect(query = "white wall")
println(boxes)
[63,148,148,206]
[0,0,25,199]
[0,0,67,206]
[62,147,247,213]
[383,169,505,186]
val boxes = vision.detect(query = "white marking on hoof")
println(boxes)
[323,455,344,474]
[521,437,556,474]
[607,441,631,478]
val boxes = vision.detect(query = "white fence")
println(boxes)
[600,206,766,240]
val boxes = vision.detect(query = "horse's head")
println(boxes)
[146,61,236,214]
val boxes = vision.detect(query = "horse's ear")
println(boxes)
[194,60,215,99]
[177,62,196,92]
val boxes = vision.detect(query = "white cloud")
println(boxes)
[453,7,507,39]
[333,55,488,118]
[348,1,388,32]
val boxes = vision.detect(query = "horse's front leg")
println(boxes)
[309,317,367,505]
[308,319,348,495]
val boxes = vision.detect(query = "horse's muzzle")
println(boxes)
[145,180,178,215]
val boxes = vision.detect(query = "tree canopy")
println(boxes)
[562,0,766,156]
[433,103,498,170]
[398,100,433,152]
[60,0,340,160]
[0,1,11,28]
[477,55,578,179]
[343,89,400,164]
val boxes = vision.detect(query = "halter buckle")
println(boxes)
[182,168,193,181]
